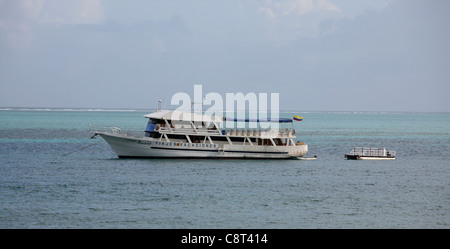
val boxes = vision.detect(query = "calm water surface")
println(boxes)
[0,110,449,228]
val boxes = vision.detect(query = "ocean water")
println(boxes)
[0,109,449,228]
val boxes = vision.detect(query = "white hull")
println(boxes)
[98,133,308,159]
[296,156,317,160]
[356,156,396,160]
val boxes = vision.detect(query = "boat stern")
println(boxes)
[288,144,308,158]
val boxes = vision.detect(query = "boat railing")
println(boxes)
[348,147,396,157]
[225,129,293,138]
[90,124,141,137]
[156,126,295,138]
[156,126,214,135]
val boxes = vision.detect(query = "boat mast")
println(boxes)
[157,99,162,112]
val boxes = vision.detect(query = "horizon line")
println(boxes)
[1,106,449,114]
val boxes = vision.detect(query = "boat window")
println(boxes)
[145,122,156,132]
[275,138,285,146]
[258,139,273,146]
[188,135,206,143]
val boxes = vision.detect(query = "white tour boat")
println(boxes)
[92,109,309,159]
[345,147,396,160]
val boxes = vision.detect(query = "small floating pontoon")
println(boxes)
[296,155,318,160]
[345,147,396,160]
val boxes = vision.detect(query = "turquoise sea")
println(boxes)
[0,109,449,228]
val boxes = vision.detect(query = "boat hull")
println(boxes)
[98,133,308,159]
[345,155,396,160]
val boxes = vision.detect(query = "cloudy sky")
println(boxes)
[0,0,449,112]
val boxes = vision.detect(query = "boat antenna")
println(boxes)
[157,99,162,112]
[191,95,205,114]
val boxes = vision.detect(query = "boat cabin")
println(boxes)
[143,110,298,147]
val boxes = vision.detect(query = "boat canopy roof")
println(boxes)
[225,118,292,123]
[144,110,224,122]
[144,110,172,120]
[144,110,292,123]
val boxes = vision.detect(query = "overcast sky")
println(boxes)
[1,0,449,112]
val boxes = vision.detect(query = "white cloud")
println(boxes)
[18,0,47,19]
[265,0,341,18]
[0,0,104,27]
[39,0,104,25]
[272,0,314,16]
[258,7,276,20]
[240,0,342,43]
[0,0,104,48]
[316,0,341,13]
[78,0,104,25]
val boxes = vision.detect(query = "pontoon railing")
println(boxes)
[348,147,396,157]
